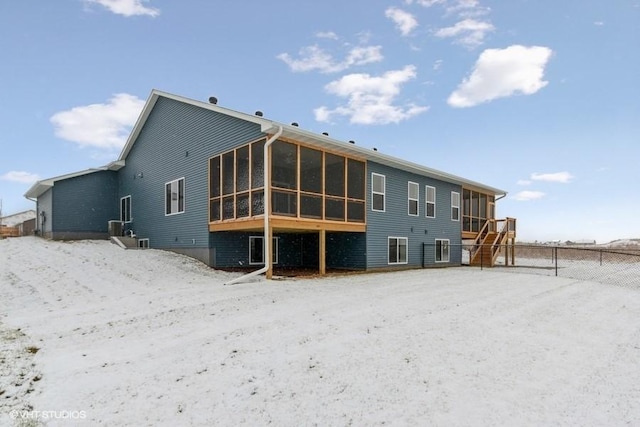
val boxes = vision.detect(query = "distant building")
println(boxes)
[0,210,36,237]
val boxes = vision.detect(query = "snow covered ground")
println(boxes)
[1,237,640,426]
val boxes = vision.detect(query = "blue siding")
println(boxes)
[51,171,119,238]
[366,161,462,269]
[118,96,264,261]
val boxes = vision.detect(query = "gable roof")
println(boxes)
[24,161,124,200]
[121,90,507,196]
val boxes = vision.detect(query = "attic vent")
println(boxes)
[322,132,329,136]
[208,96,218,105]
[348,140,355,144]
[291,122,299,127]
[255,111,263,117]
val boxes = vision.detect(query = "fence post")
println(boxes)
[480,244,484,271]
[554,247,558,277]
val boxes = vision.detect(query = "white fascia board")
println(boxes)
[261,123,507,196]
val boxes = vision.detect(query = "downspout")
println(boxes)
[224,125,283,286]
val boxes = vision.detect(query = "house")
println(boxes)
[0,210,36,238]
[25,89,516,277]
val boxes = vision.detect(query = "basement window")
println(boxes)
[388,237,408,264]
[249,236,279,265]
[435,239,450,263]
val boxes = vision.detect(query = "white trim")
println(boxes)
[371,173,386,212]
[425,185,436,219]
[435,239,450,263]
[165,177,185,216]
[387,236,408,265]
[451,191,460,222]
[408,181,419,216]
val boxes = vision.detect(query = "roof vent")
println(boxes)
[208,96,218,105]
[373,147,378,151]
[349,140,355,144]
[291,122,299,127]
[322,132,329,136]
[255,111,263,117]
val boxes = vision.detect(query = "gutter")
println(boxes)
[224,125,283,286]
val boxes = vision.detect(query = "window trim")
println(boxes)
[371,173,386,212]
[249,236,279,265]
[388,236,408,265]
[408,181,419,216]
[120,195,132,223]
[138,238,149,249]
[425,185,436,219]
[165,177,186,216]
[435,239,450,263]
[451,191,460,222]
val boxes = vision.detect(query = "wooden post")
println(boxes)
[319,229,326,275]
[510,238,516,266]
[266,226,273,279]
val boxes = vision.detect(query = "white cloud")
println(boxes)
[531,171,574,183]
[517,179,532,186]
[50,93,145,150]
[1,171,41,184]
[405,0,446,6]
[84,0,159,17]
[277,45,383,74]
[314,65,429,125]
[446,0,490,17]
[316,31,339,40]
[448,45,553,108]
[512,191,545,201]
[434,18,494,48]
[594,21,604,26]
[433,59,444,70]
[385,7,419,36]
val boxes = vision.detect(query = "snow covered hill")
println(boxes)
[2,237,640,426]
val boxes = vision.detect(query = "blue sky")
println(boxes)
[1,0,638,243]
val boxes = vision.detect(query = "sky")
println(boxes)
[0,0,638,243]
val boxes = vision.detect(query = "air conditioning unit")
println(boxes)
[108,220,123,237]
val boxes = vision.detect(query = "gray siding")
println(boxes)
[37,188,53,237]
[118,96,264,261]
[366,161,462,269]
[50,171,118,239]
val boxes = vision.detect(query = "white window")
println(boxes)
[138,238,149,249]
[435,239,450,263]
[165,178,185,215]
[372,173,385,212]
[388,237,408,264]
[408,182,419,216]
[451,191,460,221]
[249,236,279,265]
[120,195,131,223]
[425,186,436,218]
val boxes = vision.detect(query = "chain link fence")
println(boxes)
[466,244,640,288]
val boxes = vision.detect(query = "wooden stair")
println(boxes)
[470,232,499,267]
